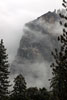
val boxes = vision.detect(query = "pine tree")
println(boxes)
[50,0,67,100]
[0,39,10,100]
[11,74,27,100]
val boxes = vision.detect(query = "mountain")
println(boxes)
[11,11,62,89]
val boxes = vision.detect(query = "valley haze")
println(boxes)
[0,0,62,63]
[11,11,63,89]
[0,0,63,89]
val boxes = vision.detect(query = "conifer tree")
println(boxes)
[50,0,67,100]
[0,39,10,100]
[11,74,27,100]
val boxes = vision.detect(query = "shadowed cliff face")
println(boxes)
[11,11,62,89]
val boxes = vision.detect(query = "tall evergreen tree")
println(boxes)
[50,0,67,100]
[11,74,27,100]
[0,39,10,100]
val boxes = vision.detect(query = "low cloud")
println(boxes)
[0,0,62,89]
[0,8,38,62]
[10,61,52,89]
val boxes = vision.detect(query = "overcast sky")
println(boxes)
[0,0,62,18]
[0,0,62,62]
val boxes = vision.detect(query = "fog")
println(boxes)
[0,1,42,63]
[10,61,52,89]
[10,13,63,89]
[0,0,62,62]
[0,0,63,89]
[0,10,38,62]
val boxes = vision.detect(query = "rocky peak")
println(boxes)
[11,11,61,88]
[38,11,60,23]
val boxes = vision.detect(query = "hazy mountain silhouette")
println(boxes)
[11,11,62,88]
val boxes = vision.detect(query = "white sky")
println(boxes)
[0,0,62,62]
[0,0,62,16]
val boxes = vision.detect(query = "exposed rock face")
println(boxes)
[11,11,62,88]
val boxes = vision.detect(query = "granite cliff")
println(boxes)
[11,11,62,88]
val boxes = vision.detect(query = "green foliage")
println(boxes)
[50,0,67,100]
[0,39,10,100]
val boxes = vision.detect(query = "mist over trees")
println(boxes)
[0,0,67,100]
[0,39,50,100]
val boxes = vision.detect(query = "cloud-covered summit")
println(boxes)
[11,11,62,89]
[0,0,62,63]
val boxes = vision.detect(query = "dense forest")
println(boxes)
[0,0,67,100]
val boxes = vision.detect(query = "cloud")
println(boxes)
[10,61,52,89]
[10,19,61,89]
[0,0,62,62]
[0,0,62,89]
[25,62,52,88]
[0,8,38,62]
